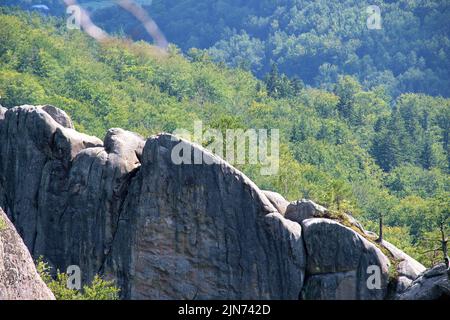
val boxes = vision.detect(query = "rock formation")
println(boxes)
[300,218,390,300]
[0,105,306,299]
[285,199,328,223]
[0,208,55,300]
[396,263,449,300]
[0,104,437,300]
[105,134,306,299]
[262,190,290,215]
[381,240,426,295]
[279,195,425,299]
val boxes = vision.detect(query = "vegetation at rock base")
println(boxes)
[0,7,448,268]
[5,0,450,97]
[0,216,7,232]
[36,257,120,300]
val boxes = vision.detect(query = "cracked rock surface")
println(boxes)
[395,263,449,300]
[0,106,306,299]
[0,208,55,300]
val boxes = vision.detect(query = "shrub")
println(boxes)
[36,257,120,300]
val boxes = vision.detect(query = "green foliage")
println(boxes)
[326,179,353,211]
[0,70,46,107]
[61,0,450,98]
[5,0,450,96]
[264,64,303,99]
[36,258,120,300]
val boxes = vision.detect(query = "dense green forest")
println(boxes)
[0,8,448,267]
[4,0,450,97]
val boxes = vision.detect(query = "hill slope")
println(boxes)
[0,105,432,300]
[0,208,55,300]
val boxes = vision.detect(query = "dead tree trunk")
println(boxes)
[376,214,383,243]
[440,222,449,268]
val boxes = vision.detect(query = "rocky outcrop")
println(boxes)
[262,190,289,215]
[0,208,55,300]
[381,240,426,295]
[41,105,74,129]
[285,199,328,223]
[106,134,306,299]
[0,105,103,252]
[280,198,423,300]
[33,126,145,284]
[284,200,375,239]
[299,218,390,300]
[0,104,431,300]
[396,263,450,300]
[0,105,306,299]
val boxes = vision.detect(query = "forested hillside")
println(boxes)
[0,9,448,267]
[4,0,450,97]
[147,0,450,97]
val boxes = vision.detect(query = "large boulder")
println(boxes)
[106,134,307,299]
[0,106,6,120]
[0,104,429,300]
[0,106,142,285]
[285,199,328,223]
[284,199,374,238]
[262,190,290,215]
[381,240,426,295]
[0,208,55,300]
[0,105,102,250]
[32,127,145,283]
[396,263,450,300]
[41,105,74,129]
[300,218,390,300]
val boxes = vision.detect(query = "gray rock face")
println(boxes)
[0,106,306,299]
[107,134,306,299]
[0,106,6,120]
[0,208,55,300]
[41,105,74,129]
[0,105,103,250]
[262,190,289,215]
[33,127,145,284]
[285,199,328,224]
[396,263,450,300]
[300,218,390,300]
[302,271,359,300]
[0,105,142,285]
